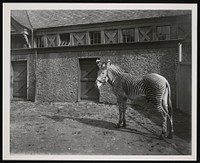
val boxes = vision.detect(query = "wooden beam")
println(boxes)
[179,42,183,62]
[86,31,91,45]
[118,29,123,43]
[44,35,48,47]
[101,31,105,44]
[56,34,61,46]
[10,63,13,99]
[152,26,157,41]
[134,28,139,42]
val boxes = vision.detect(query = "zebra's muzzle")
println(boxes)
[95,79,104,90]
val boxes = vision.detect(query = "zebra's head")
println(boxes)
[95,59,111,90]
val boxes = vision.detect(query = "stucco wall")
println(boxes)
[96,48,178,106]
[11,42,178,109]
[34,45,178,107]
[36,53,78,102]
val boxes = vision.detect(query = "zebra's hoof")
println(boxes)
[122,123,126,127]
[115,124,121,128]
[167,133,173,139]
[159,134,165,140]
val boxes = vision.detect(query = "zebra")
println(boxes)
[95,59,174,139]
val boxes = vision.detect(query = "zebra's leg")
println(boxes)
[149,97,167,139]
[162,87,173,139]
[159,110,168,139]
[167,118,173,139]
[122,97,127,127]
[116,96,125,128]
[154,102,168,139]
[167,101,174,138]
[166,111,174,139]
[116,107,123,128]
[162,105,173,139]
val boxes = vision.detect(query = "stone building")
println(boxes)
[10,10,192,113]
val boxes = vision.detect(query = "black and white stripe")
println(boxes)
[99,64,173,139]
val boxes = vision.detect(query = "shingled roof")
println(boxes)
[11,10,191,30]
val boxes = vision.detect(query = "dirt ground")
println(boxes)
[10,98,191,155]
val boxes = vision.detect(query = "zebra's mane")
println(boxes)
[108,64,126,73]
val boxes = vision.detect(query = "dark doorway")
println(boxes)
[79,58,99,102]
[12,61,27,99]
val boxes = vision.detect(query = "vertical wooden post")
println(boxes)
[10,63,13,99]
[70,33,74,46]
[101,30,105,44]
[134,28,139,42]
[31,30,34,48]
[34,49,38,102]
[56,34,61,46]
[77,59,81,102]
[166,26,171,40]
[179,42,183,62]
[86,31,91,45]
[44,35,48,47]
[152,26,157,41]
[118,29,123,43]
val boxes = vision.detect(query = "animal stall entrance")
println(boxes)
[11,61,27,100]
[79,58,99,102]
[176,63,191,115]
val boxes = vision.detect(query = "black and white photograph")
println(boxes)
[3,3,197,161]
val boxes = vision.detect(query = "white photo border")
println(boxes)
[3,3,197,161]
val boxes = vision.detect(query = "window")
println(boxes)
[36,35,45,48]
[90,31,101,45]
[11,35,30,49]
[60,33,70,46]
[156,26,171,40]
[122,29,134,43]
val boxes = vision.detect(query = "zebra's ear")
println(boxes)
[107,60,111,67]
[96,59,101,68]
[96,59,100,63]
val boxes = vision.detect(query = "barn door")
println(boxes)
[12,61,27,99]
[176,63,191,114]
[79,58,99,101]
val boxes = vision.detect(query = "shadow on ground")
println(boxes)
[129,100,191,143]
[42,114,159,140]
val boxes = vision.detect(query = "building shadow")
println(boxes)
[129,96,191,143]
[42,114,159,139]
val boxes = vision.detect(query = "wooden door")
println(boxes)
[12,61,27,99]
[176,63,191,114]
[79,58,99,101]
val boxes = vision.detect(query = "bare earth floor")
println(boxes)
[10,99,191,155]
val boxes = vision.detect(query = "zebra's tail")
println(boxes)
[166,82,173,119]
[166,82,174,137]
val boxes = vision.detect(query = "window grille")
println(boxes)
[60,33,70,46]
[156,26,171,40]
[36,36,45,48]
[122,29,135,43]
[90,31,101,45]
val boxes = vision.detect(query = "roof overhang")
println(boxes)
[11,17,31,35]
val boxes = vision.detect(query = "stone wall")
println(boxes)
[34,45,178,107]
[11,42,178,108]
[96,48,178,106]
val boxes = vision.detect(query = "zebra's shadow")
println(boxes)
[43,114,159,139]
